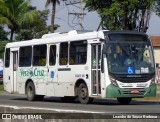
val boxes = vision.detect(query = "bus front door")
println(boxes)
[12,51,18,93]
[91,44,101,95]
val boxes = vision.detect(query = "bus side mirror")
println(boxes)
[102,44,107,54]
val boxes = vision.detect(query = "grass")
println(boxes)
[0,82,4,92]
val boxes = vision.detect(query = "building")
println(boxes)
[150,36,160,66]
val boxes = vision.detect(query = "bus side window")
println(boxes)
[59,42,68,65]
[33,45,47,66]
[69,40,87,65]
[40,58,46,66]
[19,46,32,67]
[69,58,74,64]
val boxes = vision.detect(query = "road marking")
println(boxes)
[0,105,106,113]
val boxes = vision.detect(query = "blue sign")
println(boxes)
[51,71,54,78]
[127,67,134,74]
[0,70,3,75]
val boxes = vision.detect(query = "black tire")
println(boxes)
[26,82,37,101]
[78,83,93,104]
[61,96,76,103]
[117,98,132,105]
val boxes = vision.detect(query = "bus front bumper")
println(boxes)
[106,84,157,98]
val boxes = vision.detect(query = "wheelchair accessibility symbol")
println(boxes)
[51,71,54,78]
[128,67,134,74]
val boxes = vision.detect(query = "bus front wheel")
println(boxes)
[26,82,37,101]
[117,98,132,105]
[78,83,93,104]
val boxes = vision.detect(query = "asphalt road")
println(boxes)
[0,91,160,113]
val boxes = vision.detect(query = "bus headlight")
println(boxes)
[109,76,118,87]
[150,77,155,86]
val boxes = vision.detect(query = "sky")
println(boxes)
[30,0,160,36]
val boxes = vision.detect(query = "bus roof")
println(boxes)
[104,30,147,36]
[5,30,106,48]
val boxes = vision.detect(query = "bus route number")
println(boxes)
[75,74,85,78]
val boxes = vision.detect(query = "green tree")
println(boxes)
[45,0,60,33]
[15,6,60,41]
[15,9,50,41]
[0,25,9,58]
[0,40,9,58]
[0,0,39,41]
[84,0,156,32]
[0,25,8,41]
[153,0,160,16]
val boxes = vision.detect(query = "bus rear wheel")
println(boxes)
[117,98,132,105]
[78,83,93,104]
[26,82,37,101]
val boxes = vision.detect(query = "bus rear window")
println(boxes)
[5,48,10,68]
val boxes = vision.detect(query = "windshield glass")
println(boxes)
[106,34,155,74]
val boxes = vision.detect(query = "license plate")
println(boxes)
[131,90,139,94]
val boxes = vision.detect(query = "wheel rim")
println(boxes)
[80,87,88,99]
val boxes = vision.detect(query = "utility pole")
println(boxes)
[64,0,86,31]
[80,0,83,31]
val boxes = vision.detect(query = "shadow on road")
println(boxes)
[10,96,160,106]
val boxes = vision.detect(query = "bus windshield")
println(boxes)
[106,34,155,75]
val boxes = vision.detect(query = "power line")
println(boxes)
[63,0,81,5]
[63,0,86,31]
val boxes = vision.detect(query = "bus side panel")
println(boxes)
[55,65,75,97]
[3,67,12,93]
[32,67,48,95]
[54,83,75,97]
[3,49,12,93]
[55,65,89,97]
[17,67,32,94]
[18,66,48,95]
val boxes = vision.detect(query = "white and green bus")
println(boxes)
[3,30,156,104]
